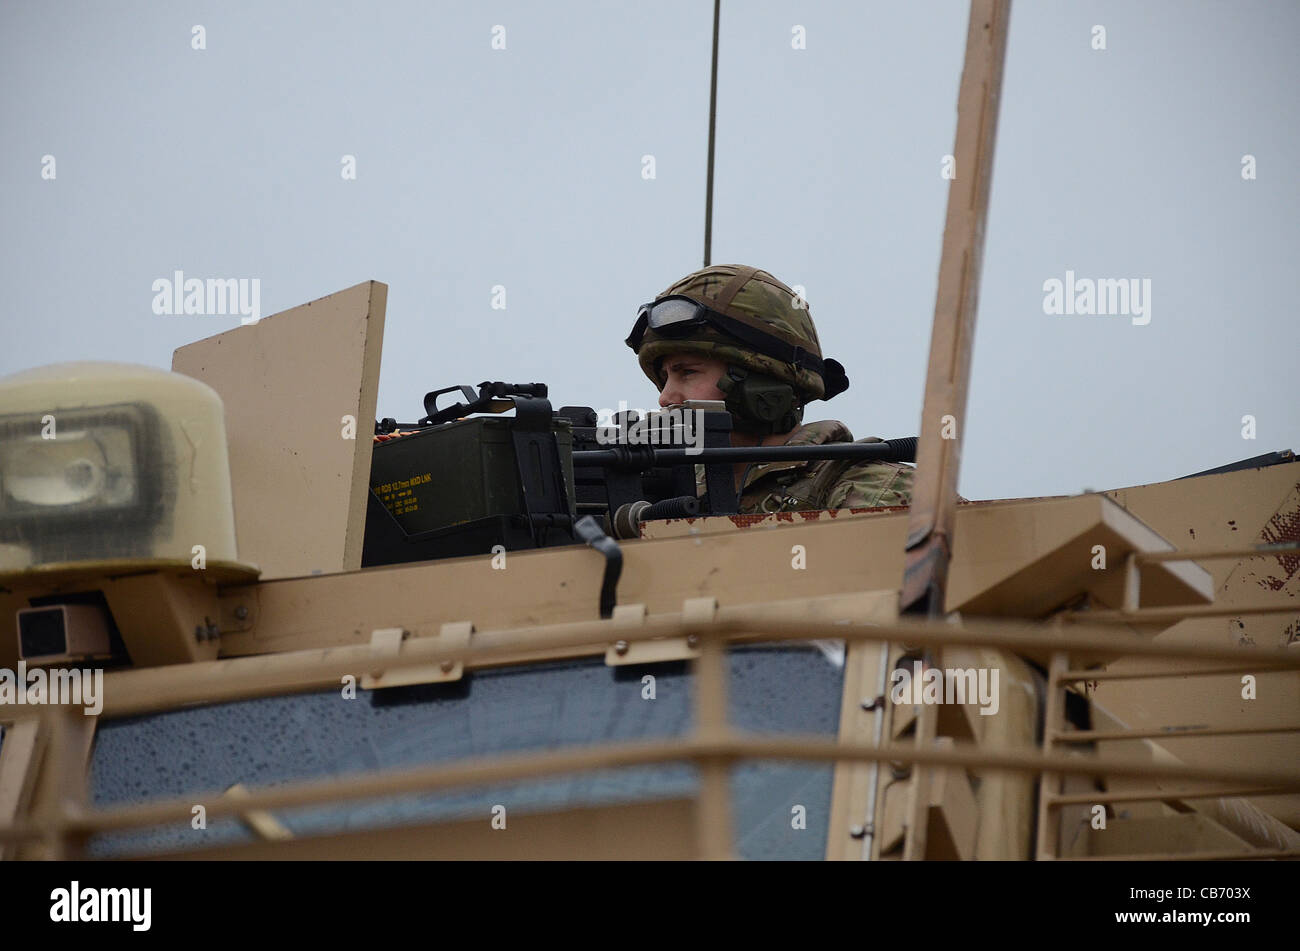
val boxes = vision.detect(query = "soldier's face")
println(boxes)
[657,353,727,407]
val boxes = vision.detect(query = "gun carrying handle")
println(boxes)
[421,385,482,425]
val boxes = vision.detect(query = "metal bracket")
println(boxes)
[682,596,718,627]
[361,622,474,689]
[604,603,699,666]
[605,599,711,666]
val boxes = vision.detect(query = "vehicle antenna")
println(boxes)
[703,0,721,267]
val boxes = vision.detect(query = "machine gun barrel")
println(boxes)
[573,437,917,469]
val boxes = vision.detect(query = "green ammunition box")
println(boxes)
[369,416,575,535]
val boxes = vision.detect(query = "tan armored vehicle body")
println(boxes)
[0,273,1294,861]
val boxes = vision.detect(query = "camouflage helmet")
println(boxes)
[627,264,847,404]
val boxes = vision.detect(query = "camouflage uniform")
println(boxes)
[632,264,914,515]
[696,420,915,514]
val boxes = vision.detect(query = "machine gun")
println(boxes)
[554,403,917,535]
[362,382,917,573]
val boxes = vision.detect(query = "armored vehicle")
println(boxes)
[1,0,1296,862]
[0,272,1295,862]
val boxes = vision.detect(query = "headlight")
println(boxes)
[0,405,160,529]
[2,426,135,507]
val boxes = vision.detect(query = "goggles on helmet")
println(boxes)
[625,295,828,379]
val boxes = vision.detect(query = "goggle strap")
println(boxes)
[632,282,851,400]
[714,318,825,377]
[635,301,827,378]
[659,293,812,354]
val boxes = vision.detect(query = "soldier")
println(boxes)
[625,264,914,514]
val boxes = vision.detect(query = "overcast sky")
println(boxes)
[3,0,1296,501]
